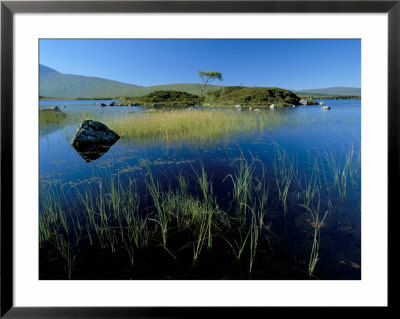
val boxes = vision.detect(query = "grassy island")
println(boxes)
[119,87,302,108]
[204,86,301,107]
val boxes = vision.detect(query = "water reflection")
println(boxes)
[71,140,118,162]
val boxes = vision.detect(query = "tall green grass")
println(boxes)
[322,145,361,198]
[300,199,330,276]
[271,145,298,230]
[107,110,287,144]
[39,145,360,279]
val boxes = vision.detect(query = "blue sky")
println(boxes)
[40,39,361,90]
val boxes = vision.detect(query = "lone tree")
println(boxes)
[198,70,223,96]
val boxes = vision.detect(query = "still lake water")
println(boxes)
[40,99,360,183]
[39,99,361,279]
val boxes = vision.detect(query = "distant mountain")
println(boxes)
[40,64,143,98]
[40,65,360,99]
[40,64,60,74]
[295,87,361,96]
[39,64,222,98]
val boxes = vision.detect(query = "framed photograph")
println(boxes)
[1,0,396,317]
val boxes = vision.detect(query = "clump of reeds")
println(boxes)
[223,155,269,273]
[322,145,361,198]
[300,199,330,276]
[106,110,286,144]
[271,144,298,225]
[39,109,67,125]
[39,144,360,279]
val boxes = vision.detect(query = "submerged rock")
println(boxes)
[70,120,120,162]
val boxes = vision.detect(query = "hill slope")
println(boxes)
[40,65,143,98]
[295,87,361,96]
[39,64,222,98]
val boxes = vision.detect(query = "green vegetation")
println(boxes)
[119,86,303,108]
[38,108,309,145]
[40,64,223,98]
[140,83,222,96]
[198,70,223,96]
[297,94,361,100]
[120,90,204,107]
[39,146,360,279]
[301,200,329,276]
[106,109,289,144]
[204,86,300,107]
[40,64,360,100]
[40,70,142,99]
[39,108,67,125]
[300,98,319,105]
[295,87,361,96]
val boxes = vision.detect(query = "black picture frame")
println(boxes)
[1,1,397,317]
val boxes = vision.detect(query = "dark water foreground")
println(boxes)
[39,99,361,280]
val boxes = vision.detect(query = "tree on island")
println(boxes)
[198,70,223,96]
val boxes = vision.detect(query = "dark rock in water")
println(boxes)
[71,120,120,147]
[71,120,120,162]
